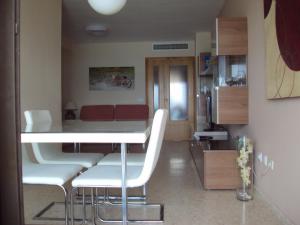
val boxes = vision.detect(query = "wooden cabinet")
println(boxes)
[213,86,248,124]
[216,17,248,55]
[203,150,241,189]
[211,17,249,124]
[190,140,241,190]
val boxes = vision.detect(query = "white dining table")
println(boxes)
[21,120,152,225]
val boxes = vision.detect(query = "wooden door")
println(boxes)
[0,0,24,225]
[146,57,195,141]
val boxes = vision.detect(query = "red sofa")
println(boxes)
[115,104,149,121]
[75,104,149,153]
[79,104,149,121]
[80,105,115,121]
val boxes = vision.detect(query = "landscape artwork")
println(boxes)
[264,0,300,99]
[89,67,135,91]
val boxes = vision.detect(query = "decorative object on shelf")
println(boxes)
[264,0,300,99]
[64,101,77,120]
[199,52,212,76]
[236,136,253,201]
[89,67,135,91]
[217,55,247,87]
[88,0,127,15]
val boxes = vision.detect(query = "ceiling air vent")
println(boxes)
[153,42,189,50]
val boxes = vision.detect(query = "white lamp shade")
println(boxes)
[88,0,127,15]
[64,101,77,110]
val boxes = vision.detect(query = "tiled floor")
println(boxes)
[23,141,286,225]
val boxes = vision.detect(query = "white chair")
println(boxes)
[70,109,168,224]
[97,153,145,166]
[24,110,104,168]
[97,153,146,201]
[22,144,82,225]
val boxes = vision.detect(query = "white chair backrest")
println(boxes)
[24,110,62,163]
[24,110,52,124]
[138,109,168,185]
[31,143,62,164]
[22,144,34,166]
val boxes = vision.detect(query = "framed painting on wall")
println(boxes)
[264,0,300,99]
[89,67,135,91]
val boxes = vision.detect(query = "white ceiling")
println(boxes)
[62,0,225,43]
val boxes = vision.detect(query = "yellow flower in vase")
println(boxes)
[236,136,253,187]
[236,136,253,201]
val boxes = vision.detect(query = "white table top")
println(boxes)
[21,120,151,144]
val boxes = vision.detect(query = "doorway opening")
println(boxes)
[146,57,195,141]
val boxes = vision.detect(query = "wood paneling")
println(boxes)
[0,0,23,224]
[203,150,241,189]
[216,17,248,55]
[214,86,248,124]
[190,142,242,190]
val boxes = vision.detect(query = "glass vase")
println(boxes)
[236,182,252,201]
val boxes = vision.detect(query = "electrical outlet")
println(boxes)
[268,160,274,170]
[257,152,263,162]
[264,155,268,167]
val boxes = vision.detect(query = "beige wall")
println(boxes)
[195,32,212,55]
[20,0,62,124]
[221,0,300,224]
[62,41,195,111]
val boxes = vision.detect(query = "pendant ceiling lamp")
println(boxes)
[88,0,127,15]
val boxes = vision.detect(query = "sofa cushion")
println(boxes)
[80,105,114,121]
[115,104,149,120]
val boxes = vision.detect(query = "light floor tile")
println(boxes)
[23,141,286,225]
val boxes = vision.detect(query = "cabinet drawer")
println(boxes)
[203,150,241,189]
[216,17,248,55]
[213,86,248,124]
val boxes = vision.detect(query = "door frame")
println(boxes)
[145,56,196,140]
[0,0,23,225]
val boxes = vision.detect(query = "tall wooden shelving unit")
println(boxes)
[213,17,249,125]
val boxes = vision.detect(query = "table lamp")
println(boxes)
[64,101,77,120]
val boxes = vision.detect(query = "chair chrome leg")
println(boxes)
[58,185,68,225]
[70,187,76,225]
[94,188,98,225]
[104,188,109,202]
[82,188,86,224]
[95,188,99,218]
[94,201,164,224]
[142,185,147,202]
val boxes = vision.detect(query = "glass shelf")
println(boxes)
[214,55,247,87]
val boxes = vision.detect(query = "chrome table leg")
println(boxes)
[90,188,95,225]
[121,143,128,225]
